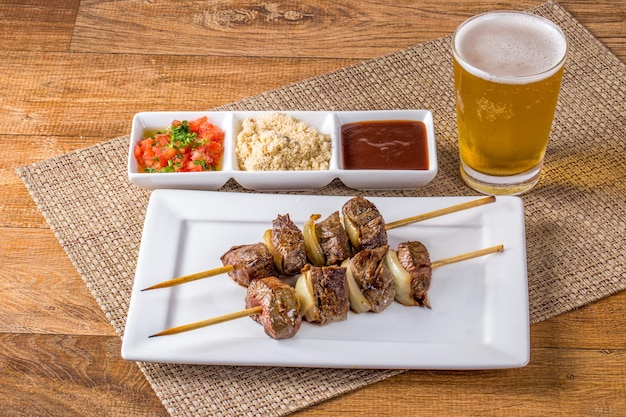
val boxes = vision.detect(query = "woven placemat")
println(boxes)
[16,1,625,416]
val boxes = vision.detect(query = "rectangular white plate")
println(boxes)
[122,190,529,369]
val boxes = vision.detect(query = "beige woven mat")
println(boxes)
[16,1,625,416]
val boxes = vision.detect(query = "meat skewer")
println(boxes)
[142,242,275,291]
[141,196,495,291]
[300,195,496,268]
[341,242,504,314]
[148,244,503,338]
[141,214,303,291]
[150,276,302,339]
[340,195,497,251]
[386,243,505,309]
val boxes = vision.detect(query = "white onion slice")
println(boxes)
[384,249,417,306]
[263,229,283,274]
[294,271,315,316]
[295,268,319,322]
[343,216,361,251]
[303,214,325,266]
[341,259,371,313]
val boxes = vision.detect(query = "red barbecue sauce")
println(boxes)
[340,120,429,170]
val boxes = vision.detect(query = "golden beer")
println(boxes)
[452,11,567,194]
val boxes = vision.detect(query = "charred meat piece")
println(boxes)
[305,265,349,325]
[316,211,352,265]
[342,196,388,250]
[348,245,395,313]
[245,276,302,339]
[271,214,307,275]
[220,243,277,287]
[396,241,432,308]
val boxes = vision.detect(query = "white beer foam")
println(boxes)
[453,11,567,84]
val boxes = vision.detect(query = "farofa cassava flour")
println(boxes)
[235,113,331,171]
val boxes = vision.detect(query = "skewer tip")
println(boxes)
[141,284,165,291]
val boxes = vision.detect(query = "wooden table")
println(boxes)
[2,1,624,415]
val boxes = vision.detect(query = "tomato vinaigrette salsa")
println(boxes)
[133,116,224,173]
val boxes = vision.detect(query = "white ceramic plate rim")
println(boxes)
[122,191,529,369]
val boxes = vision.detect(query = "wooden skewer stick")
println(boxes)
[149,306,262,338]
[142,196,496,291]
[148,244,504,338]
[384,196,496,230]
[431,244,504,268]
[141,265,234,291]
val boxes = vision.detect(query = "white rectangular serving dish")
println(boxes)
[122,191,529,369]
[127,110,437,191]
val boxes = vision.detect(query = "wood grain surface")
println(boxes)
[1,1,624,416]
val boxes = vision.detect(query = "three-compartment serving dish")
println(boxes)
[127,110,438,191]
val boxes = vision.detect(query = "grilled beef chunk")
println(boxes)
[316,211,352,265]
[348,245,395,313]
[307,265,349,325]
[342,196,388,250]
[271,214,307,275]
[245,276,302,339]
[220,243,276,287]
[396,241,432,308]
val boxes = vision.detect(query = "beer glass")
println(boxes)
[452,11,568,195]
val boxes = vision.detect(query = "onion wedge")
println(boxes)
[303,214,325,266]
[263,229,283,274]
[294,267,318,322]
[294,271,314,316]
[341,259,372,313]
[384,249,417,306]
[343,216,361,251]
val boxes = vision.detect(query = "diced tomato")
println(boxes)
[188,116,208,132]
[133,116,224,173]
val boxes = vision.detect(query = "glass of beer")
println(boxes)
[452,11,568,195]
